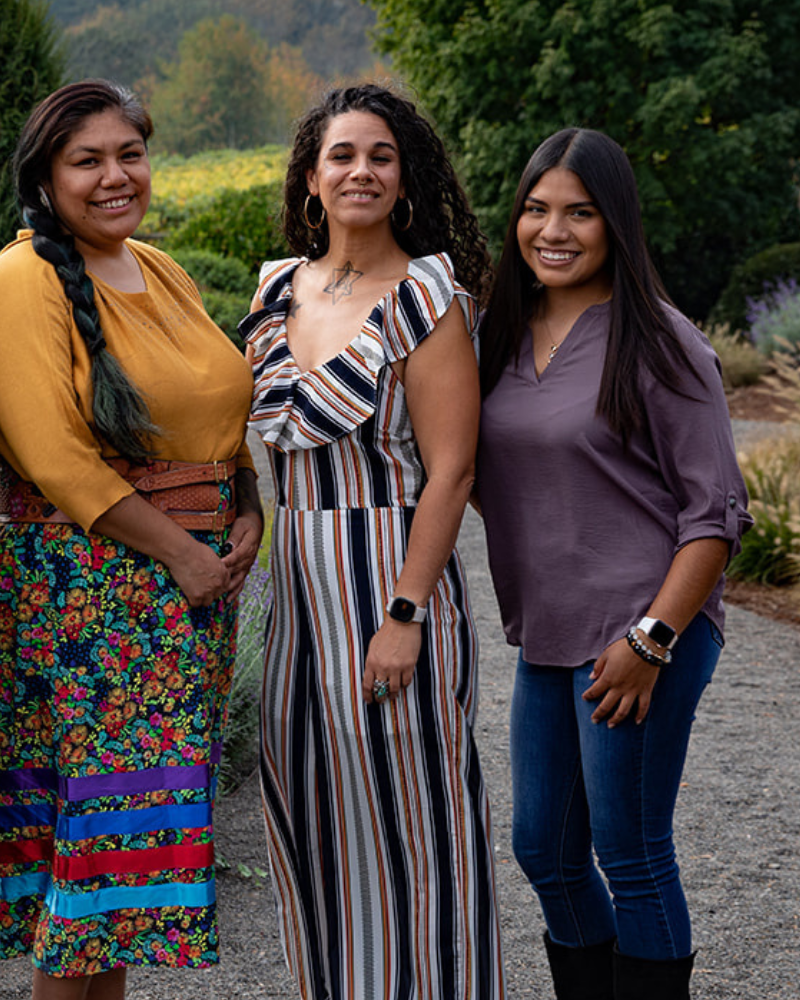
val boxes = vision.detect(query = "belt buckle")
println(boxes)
[213,460,230,484]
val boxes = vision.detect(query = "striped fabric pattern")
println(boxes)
[246,255,504,1000]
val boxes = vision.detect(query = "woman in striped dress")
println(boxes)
[242,85,505,1000]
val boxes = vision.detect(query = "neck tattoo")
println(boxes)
[324,261,364,305]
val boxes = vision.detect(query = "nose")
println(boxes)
[350,156,373,182]
[540,211,569,242]
[100,158,130,186]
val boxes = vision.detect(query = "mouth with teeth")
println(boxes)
[93,195,134,210]
[344,191,377,200]
[537,248,580,262]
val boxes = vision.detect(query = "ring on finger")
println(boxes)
[372,678,390,703]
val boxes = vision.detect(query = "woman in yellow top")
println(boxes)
[0,80,262,999]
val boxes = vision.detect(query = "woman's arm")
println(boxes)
[221,467,264,600]
[92,494,232,608]
[361,302,480,702]
[583,537,729,727]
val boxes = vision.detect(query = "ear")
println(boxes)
[306,167,319,198]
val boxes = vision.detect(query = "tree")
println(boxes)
[368,0,800,319]
[148,16,271,155]
[0,0,65,244]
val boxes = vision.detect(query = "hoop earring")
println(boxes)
[392,198,413,232]
[303,194,326,230]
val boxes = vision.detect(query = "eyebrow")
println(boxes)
[525,195,596,209]
[327,140,398,153]
[65,139,145,155]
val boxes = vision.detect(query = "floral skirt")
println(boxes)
[0,521,236,977]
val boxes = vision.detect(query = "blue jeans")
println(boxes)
[510,614,721,960]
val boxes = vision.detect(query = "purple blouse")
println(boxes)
[476,301,752,667]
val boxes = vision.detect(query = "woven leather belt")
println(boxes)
[0,457,238,531]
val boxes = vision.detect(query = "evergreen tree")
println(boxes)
[0,0,65,244]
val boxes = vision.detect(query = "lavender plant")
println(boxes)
[746,278,800,356]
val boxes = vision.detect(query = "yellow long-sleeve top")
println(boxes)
[0,233,254,531]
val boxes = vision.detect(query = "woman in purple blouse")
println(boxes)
[476,128,751,1000]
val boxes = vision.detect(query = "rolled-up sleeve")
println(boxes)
[643,315,752,561]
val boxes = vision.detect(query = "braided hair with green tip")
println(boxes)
[12,79,159,462]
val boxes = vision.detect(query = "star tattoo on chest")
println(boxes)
[324,261,364,304]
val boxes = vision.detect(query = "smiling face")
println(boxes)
[306,110,404,232]
[46,108,151,257]
[516,167,612,300]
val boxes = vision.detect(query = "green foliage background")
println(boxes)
[367,0,800,320]
[48,0,377,91]
[0,0,64,241]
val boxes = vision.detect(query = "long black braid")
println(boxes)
[12,80,158,462]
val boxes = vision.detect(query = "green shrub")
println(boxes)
[704,325,766,389]
[165,182,288,273]
[169,248,254,298]
[728,436,800,586]
[709,243,800,334]
[165,248,254,347]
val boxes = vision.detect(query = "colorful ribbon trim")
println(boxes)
[44,878,215,919]
[55,802,212,841]
[52,842,214,881]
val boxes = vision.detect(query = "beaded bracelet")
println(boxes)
[626,628,671,667]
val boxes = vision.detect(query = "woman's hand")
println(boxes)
[221,468,264,601]
[92,491,232,608]
[165,540,231,608]
[221,509,263,600]
[362,621,421,704]
[582,637,661,727]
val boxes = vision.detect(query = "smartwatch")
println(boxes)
[635,616,678,650]
[386,596,427,624]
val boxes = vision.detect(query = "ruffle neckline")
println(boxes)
[243,254,467,451]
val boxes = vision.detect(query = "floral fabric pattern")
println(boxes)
[0,511,235,977]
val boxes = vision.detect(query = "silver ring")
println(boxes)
[372,678,390,703]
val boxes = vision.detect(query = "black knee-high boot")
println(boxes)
[613,946,695,999]
[543,931,615,999]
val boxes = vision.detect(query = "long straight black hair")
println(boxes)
[479,128,698,437]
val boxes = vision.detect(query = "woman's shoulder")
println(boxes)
[381,252,477,358]
[256,257,303,304]
[0,231,48,280]
[660,301,720,366]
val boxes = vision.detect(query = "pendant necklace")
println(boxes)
[541,315,564,367]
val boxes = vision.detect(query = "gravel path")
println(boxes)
[3,423,798,998]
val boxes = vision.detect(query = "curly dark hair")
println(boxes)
[283,83,492,304]
[12,79,158,461]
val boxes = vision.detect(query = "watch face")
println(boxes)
[389,597,416,623]
[648,620,676,646]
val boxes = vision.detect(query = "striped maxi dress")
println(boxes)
[242,253,505,1000]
